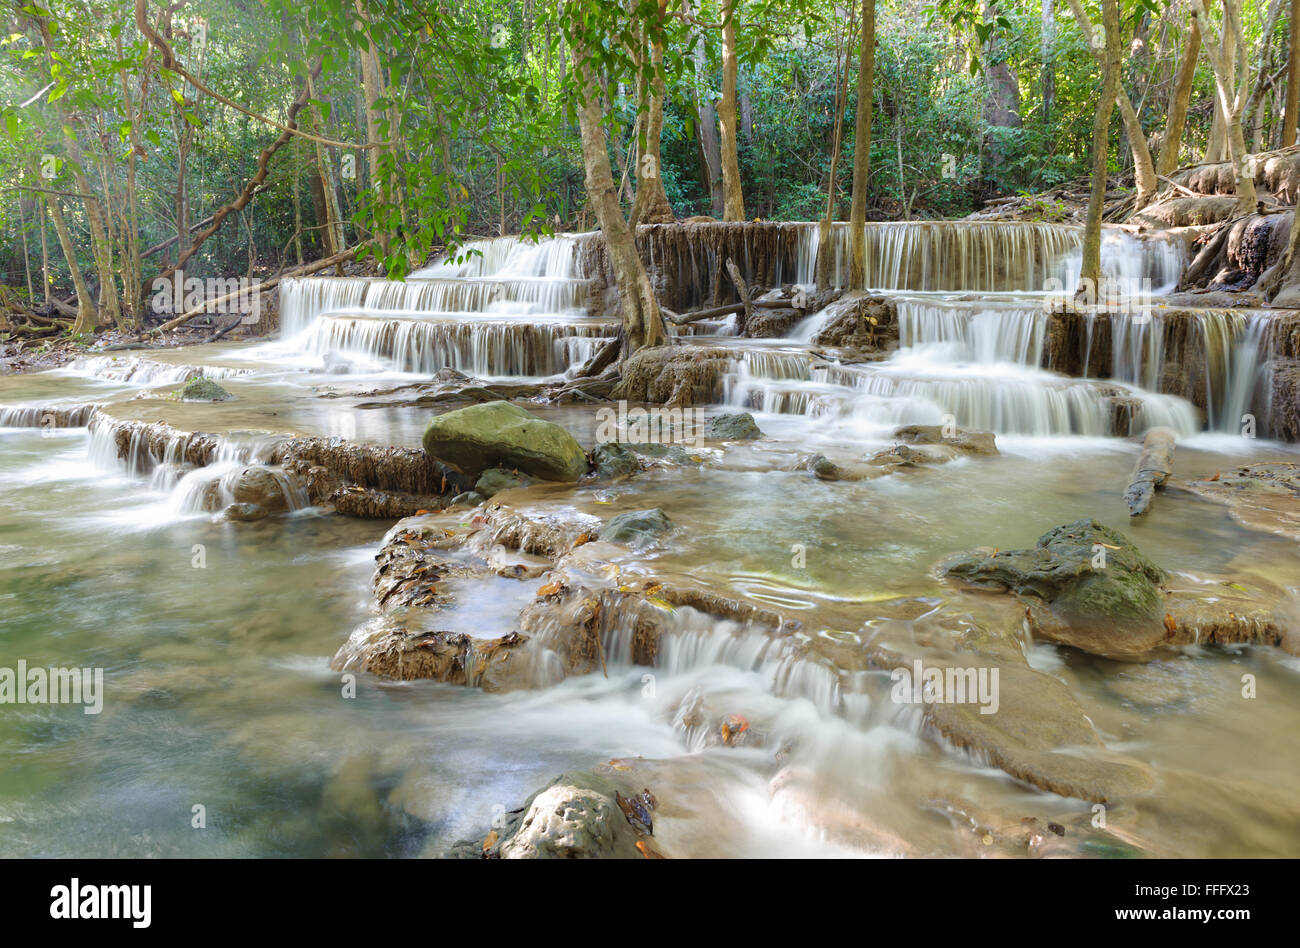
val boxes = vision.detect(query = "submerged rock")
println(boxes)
[474,467,536,498]
[224,502,268,522]
[707,411,762,440]
[599,508,673,545]
[422,400,587,482]
[944,519,1166,627]
[449,490,484,507]
[1180,462,1300,542]
[173,376,232,402]
[589,442,641,479]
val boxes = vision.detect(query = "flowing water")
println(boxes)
[2,222,1297,858]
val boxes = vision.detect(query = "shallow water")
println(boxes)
[3,228,1299,858]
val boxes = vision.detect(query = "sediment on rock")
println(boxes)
[610,345,734,407]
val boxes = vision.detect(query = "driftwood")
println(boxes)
[725,258,753,330]
[1125,427,1177,517]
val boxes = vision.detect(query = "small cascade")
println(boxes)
[895,299,1048,366]
[0,403,98,428]
[1212,312,1270,433]
[301,314,615,378]
[1108,311,1167,393]
[279,276,372,338]
[64,355,252,385]
[411,234,586,279]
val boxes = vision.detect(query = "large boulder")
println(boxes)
[230,465,290,512]
[499,773,644,859]
[422,400,587,482]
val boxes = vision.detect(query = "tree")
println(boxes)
[847,0,875,289]
[718,0,745,220]
[1079,0,1121,297]
[565,1,666,354]
[1194,0,1257,213]
[1283,0,1298,146]
[1157,4,1201,176]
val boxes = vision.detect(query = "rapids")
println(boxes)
[2,221,1297,857]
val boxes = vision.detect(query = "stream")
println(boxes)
[2,221,1298,858]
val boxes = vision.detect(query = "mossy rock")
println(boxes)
[474,467,536,498]
[944,518,1166,629]
[422,400,587,482]
[707,412,762,440]
[173,376,232,402]
[599,508,673,546]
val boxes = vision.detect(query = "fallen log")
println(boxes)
[664,302,744,325]
[1125,427,1177,517]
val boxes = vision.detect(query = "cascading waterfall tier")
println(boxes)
[301,313,615,378]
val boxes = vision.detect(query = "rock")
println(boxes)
[474,467,536,498]
[599,508,673,545]
[230,466,290,512]
[707,411,762,440]
[866,612,1154,803]
[944,519,1166,630]
[893,424,998,456]
[744,307,802,338]
[449,490,484,507]
[1181,462,1300,541]
[589,442,642,479]
[331,486,435,519]
[224,502,268,522]
[610,345,732,407]
[174,376,232,401]
[810,454,843,480]
[421,400,587,482]
[811,295,897,349]
[497,772,645,859]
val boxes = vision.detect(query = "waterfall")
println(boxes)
[791,222,1183,294]
[301,314,615,378]
[896,300,1048,366]
[63,355,251,385]
[1213,312,1270,433]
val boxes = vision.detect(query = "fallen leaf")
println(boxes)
[636,839,665,859]
[482,830,498,853]
[1163,614,1177,636]
[537,581,563,597]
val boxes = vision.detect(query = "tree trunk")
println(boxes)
[1157,7,1201,175]
[47,196,96,335]
[1079,0,1122,297]
[629,2,675,226]
[571,39,665,353]
[1284,0,1299,146]
[1041,0,1055,126]
[718,0,745,221]
[847,0,875,289]
[1197,0,1257,213]
[1065,0,1157,206]
[817,8,854,289]
[693,31,724,215]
